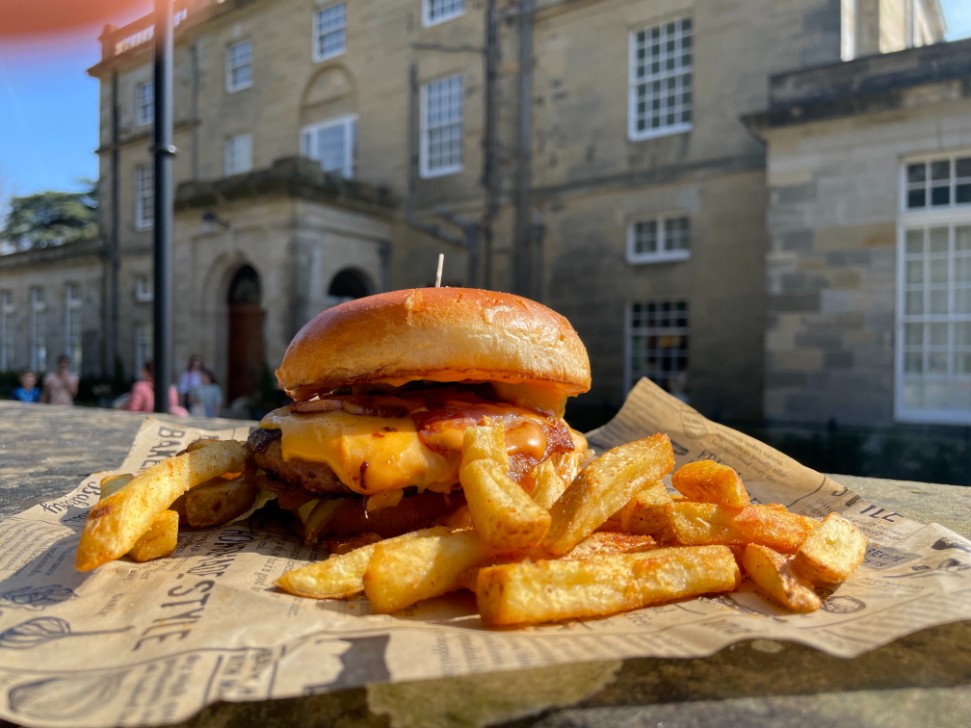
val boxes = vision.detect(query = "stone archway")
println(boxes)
[327,267,373,303]
[226,264,265,403]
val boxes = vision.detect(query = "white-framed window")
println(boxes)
[134,275,154,303]
[134,321,152,379]
[896,152,971,424]
[301,115,357,178]
[29,286,46,373]
[224,133,253,176]
[313,3,346,62]
[134,163,153,231]
[629,17,693,141]
[627,214,690,263]
[840,0,857,61]
[423,0,464,27]
[903,154,971,211]
[420,74,463,178]
[135,79,154,126]
[0,290,13,371]
[626,300,689,399]
[64,282,82,372]
[226,39,253,93]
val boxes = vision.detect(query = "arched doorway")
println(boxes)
[327,268,373,305]
[227,265,265,403]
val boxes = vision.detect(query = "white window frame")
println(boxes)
[627,213,691,264]
[420,74,464,178]
[134,163,153,231]
[313,3,346,62]
[0,290,13,371]
[226,39,253,93]
[301,115,358,178]
[896,150,971,425]
[64,282,82,373]
[624,300,690,398]
[29,286,46,373]
[423,0,464,27]
[628,17,693,141]
[135,79,154,127]
[134,275,154,303]
[224,133,253,176]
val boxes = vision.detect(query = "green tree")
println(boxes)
[1,183,97,251]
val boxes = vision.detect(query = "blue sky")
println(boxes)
[1,1,970,215]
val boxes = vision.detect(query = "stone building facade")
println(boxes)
[747,37,971,430]
[0,0,961,446]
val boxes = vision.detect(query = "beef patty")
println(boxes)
[246,427,350,496]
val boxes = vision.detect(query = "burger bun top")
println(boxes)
[276,287,591,404]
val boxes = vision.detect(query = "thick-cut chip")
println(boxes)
[128,510,180,562]
[671,460,750,508]
[276,526,451,600]
[661,502,817,552]
[528,460,568,511]
[364,529,495,613]
[543,434,675,557]
[563,531,657,559]
[613,480,673,534]
[76,439,246,572]
[185,476,260,528]
[741,543,822,613]
[460,425,551,550]
[792,512,867,583]
[477,545,739,626]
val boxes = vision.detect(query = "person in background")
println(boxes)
[13,370,41,403]
[124,361,189,417]
[178,354,204,410]
[40,355,78,406]
[193,368,224,418]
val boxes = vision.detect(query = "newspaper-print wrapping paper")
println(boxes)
[0,378,969,728]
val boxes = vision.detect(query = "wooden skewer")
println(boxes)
[435,253,444,287]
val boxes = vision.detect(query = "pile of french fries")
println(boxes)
[75,426,868,626]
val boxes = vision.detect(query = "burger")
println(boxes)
[246,287,591,543]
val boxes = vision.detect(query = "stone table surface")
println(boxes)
[0,401,969,728]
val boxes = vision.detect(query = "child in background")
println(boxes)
[13,370,41,403]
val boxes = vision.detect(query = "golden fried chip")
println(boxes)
[543,434,675,556]
[741,543,822,613]
[791,512,867,583]
[76,439,246,571]
[477,545,739,626]
[671,459,750,508]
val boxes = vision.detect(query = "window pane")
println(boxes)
[905,290,923,314]
[955,256,971,284]
[931,160,950,181]
[907,189,926,208]
[907,163,926,184]
[957,183,971,205]
[931,185,950,206]
[929,257,949,284]
[904,323,923,346]
[929,227,948,253]
[957,226,971,251]
[905,228,924,253]
[956,157,971,178]
[955,288,971,314]
[928,322,948,346]
[906,259,923,284]
[904,351,922,374]
[929,289,948,314]
[955,322,971,347]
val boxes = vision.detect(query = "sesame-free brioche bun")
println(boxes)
[276,287,591,401]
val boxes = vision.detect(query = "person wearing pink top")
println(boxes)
[124,361,189,416]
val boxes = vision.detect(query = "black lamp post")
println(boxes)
[152,0,175,413]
